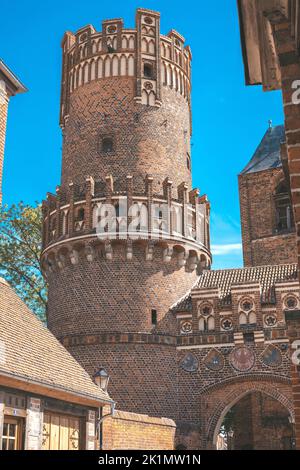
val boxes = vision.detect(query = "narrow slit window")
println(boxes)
[187,153,191,171]
[102,137,114,153]
[151,309,157,326]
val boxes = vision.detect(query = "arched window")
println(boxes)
[274,180,294,233]
[187,153,191,171]
[199,316,215,332]
[50,216,56,232]
[115,202,120,218]
[207,316,215,331]
[199,317,206,332]
[248,311,257,325]
[107,39,116,53]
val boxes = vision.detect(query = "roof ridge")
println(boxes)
[0,275,112,405]
[0,277,9,286]
[200,263,298,276]
[169,278,198,311]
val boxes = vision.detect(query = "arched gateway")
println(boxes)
[206,380,294,450]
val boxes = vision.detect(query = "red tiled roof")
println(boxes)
[171,264,298,312]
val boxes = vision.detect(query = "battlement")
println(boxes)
[41,174,211,274]
[60,8,192,126]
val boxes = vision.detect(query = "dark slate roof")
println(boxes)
[170,264,298,312]
[240,125,285,175]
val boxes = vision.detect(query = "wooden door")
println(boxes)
[2,417,23,450]
[42,412,81,450]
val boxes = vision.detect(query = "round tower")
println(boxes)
[42,8,211,419]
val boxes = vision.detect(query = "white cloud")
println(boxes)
[211,243,242,256]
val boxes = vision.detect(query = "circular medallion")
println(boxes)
[264,314,277,327]
[285,295,298,309]
[144,81,153,90]
[204,350,225,372]
[241,299,253,312]
[261,345,282,368]
[181,353,199,373]
[230,347,255,372]
[107,25,117,34]
[200,303,213,316]
[180,321,192,335]
[80,33,88,42]
[221,318,233,331]
[144,16,153,25]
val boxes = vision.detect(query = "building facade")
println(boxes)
[39,7,300,450]
[0,60,27,205]
[0,277,113,450]
[173,263,298,449]
[41,7,211,424]
[0,273,176,451]
[239,124,297,266]
[237,0,300,449]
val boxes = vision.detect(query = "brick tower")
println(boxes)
[239,124,297,267]
[41,8,211,419]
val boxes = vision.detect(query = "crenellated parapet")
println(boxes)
[60,8,192,127]
[41,174,211,275]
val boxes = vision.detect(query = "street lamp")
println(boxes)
[288,415,296,449]
[93,367,110,393]
[93,367,115,451]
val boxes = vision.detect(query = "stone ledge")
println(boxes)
[112,410,176,428]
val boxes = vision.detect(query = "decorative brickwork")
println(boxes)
[42,8,211,428]
[61,80,192,194]
[239,126,297,266]
[42,7,300,449]
[237,2,300,447]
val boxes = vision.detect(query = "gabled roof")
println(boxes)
[240,125,285,175]
[0,59,27,96]
[0,277,112,407]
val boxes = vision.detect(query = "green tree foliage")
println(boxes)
[0,202,47,321]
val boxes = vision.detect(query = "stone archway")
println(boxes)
[204,380,294,449]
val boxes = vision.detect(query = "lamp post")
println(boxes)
[93,367,115,451]
[94,367,110,393]
[288,415,296,450]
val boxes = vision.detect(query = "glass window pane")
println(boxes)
[3,423,8,436]
[2,438,7,450]
[9,424,16,437]
[8,439,15,450]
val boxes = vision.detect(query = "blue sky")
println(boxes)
[1,0,284,269]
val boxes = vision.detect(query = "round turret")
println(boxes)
[42,8,211,419]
